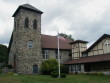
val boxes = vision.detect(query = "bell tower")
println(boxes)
[8,4,43,74]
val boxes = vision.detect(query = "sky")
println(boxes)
[0,0,110,47]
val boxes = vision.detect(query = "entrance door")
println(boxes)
[33,65,38,74]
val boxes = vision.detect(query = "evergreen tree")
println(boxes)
[0,44,8,64]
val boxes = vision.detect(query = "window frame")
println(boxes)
[33,19,37,29]
[42,50,48,59]
[25,17,29,28]
[28,40,33,48]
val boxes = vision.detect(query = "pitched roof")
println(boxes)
[69,40,88,44]
[41,34,73,50]
[83,34,110,53]
[64,53,110,65]
[13,4,43,17]
[8,34,72,53]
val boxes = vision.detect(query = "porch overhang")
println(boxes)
[64,53,110,65]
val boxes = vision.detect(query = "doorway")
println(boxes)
[33,65,38,74]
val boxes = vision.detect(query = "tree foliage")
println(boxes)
[41,59,58,75]
[0,44,8,63]
[59,33,74,41]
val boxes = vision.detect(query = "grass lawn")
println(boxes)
[0,74,110,83]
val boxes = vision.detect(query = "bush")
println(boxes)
[0,69,3,74]
[6,72,14,75]
[97,72,104,76]
[2,64,12,69]
[60,65,69,74]
[51,71,58,78]
[41,59,58,75]
[61,73,66,78]
[86,72,90,75]
[51,71,66,78]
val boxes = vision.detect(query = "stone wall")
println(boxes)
[9,8,42,74]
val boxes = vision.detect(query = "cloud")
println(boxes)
[0,0,110,47]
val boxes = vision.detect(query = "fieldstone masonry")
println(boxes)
[9,4,71,74]
[9,4,42,74]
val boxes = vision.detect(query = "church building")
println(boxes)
[8,4,72,74]
[8,4,110,74]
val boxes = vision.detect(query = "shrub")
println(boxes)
[6,72,14,75]
[0,69,3,74]
[51,71,66,78]
[86,72,90,75]
[51,71,58,78]
[2,64,12,69]
[75,72,78,75]
[61,73,66,78]
[97,72,104,76]
[60,65,69,74]
[41,59,58,75]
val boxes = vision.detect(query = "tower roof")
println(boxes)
[69,40,88,44]
[12,4,43,17]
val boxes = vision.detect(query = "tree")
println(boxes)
[0,44,8,64]
[41,59,58,75]
[59,33,74,41]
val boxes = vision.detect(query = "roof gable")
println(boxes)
[83,34,110,53]
[13,4,43,17]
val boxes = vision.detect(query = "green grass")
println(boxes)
[0,74,110,83]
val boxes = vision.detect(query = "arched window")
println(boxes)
[25,17,29,28]
[28,40,33,48]
[33,19,37,29]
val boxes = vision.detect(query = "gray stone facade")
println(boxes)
[9,7,42,74]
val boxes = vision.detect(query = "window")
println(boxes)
[33,19,37,29]
[25,17,29,28]
[104,40,110,53]
[82,53,88,57]
[28,40,33,48]
[42,50,48,59]
[55,50,61,59]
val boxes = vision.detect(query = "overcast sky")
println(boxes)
[0,0,110,47]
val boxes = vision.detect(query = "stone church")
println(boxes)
[8,4,110,74]
[8,4,72,74]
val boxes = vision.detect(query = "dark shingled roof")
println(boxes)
[64,53,110,65]
[13,4,43,17]
[69,40,88,44]
[41,34,73,50]
[83,34,110,53]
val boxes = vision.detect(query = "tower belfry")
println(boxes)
[8,4,43,74]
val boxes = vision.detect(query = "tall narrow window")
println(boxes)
[28,40,33,48]
[33,19,37,29]
[42,50,48,59]
[104,40,110,53]
[25,17,29,28]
